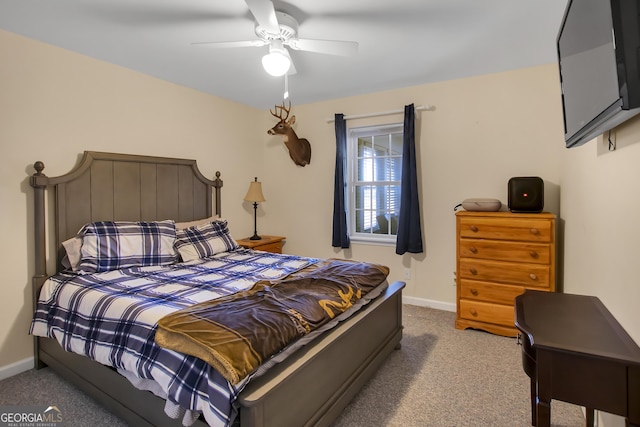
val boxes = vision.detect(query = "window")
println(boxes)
[348,123,403,243]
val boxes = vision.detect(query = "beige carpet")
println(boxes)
[0,304,585,426]
[331,304,585,427]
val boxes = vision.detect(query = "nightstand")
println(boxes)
[237,235,285,254]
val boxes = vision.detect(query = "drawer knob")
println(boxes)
[470,268,478,275]
[470,288,478,296]
[470,309,478,317]
[530,228,539,235]
[529,250,538,259]
[470,225,478,232]
[529,273,538,281]
[470,246,478,254]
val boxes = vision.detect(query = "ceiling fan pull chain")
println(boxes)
[284,73,289,100]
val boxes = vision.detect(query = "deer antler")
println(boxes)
[270,100,291,122]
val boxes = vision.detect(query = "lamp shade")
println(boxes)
[244,178,266,202]
[262,41,291,77]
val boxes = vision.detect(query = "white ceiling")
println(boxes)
[0,0,568,110]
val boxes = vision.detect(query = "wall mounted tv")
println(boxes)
[558,0,640,148]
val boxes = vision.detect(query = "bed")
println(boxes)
[29,151,405,427]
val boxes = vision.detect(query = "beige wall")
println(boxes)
[262,65,566,307]
[0,30,263,369]
[560,111,640,427]
[3,30,640,427]
[561,117,640,338]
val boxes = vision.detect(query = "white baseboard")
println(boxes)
[403,296,455,312]
[0,357,34,381]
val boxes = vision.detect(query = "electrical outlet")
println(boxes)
[404,268,411,280]
[453,271,457,285]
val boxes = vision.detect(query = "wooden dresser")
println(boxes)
[455,211,556,337]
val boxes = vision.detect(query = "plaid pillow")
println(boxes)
[78,220,178,273]
[174,219,239,261]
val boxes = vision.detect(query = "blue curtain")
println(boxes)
[332,113,350,248]
[396,104,424,255]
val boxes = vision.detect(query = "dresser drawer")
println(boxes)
[459,239,550,264]
[459,258,550,287]
[459,217,552,243]
[459,299,515,328]
[254,241,282,253]
[459,279,525,305]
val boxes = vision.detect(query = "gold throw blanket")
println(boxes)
[154,259,389,385]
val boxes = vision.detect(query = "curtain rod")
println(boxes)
[325,105,430,123]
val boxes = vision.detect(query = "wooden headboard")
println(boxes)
[30,151,222,282]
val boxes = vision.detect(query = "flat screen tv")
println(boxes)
[557,0,640,148]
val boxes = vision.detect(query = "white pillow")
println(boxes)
[61,236,83,271]
[175,215,220,230]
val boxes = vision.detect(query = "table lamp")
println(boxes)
[244,177,266,240]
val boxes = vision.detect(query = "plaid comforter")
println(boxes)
[30,249,318,427]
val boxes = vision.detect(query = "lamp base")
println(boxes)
[250,201,261,240]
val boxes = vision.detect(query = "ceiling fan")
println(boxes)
[191,0,359,76]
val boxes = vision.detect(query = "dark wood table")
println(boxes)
[514,290,640,427]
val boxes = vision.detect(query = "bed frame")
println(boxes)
[30,151,405,427]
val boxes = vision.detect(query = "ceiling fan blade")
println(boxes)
[191,40,267,48]
[286,38,358,57]
[245,0,280,36]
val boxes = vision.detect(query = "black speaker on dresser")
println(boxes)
[508,177,544,213]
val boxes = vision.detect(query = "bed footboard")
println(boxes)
[237,280,405,427]
[35,281,403,427]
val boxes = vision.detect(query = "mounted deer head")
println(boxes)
[268,101,311,167]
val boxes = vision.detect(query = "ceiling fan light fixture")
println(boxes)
[262,41,290,76]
